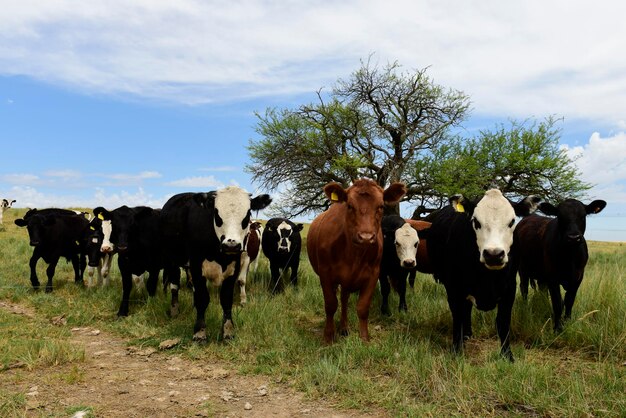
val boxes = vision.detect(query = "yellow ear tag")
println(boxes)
[97,213,104,220]
[330,192,339,202]
[456,203,465,213]
[90,226,95,230]
[75,241,80,246]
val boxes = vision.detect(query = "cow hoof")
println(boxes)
[45,286,53,293]
[222,320,235,340]
[193,329,207,342]
[339,329,349,337]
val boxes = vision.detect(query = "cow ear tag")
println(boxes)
[97,213,104,220]
[331,192,339,202]
[90,226,95,230]
[455,203,465,212]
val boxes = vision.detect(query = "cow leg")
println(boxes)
[28,251,41,290]
[548,283,564,332]
[563,279,581,321]
[321,283,339,344]
[117,259,133,317]
[462,299,473,340]
[146,268,159,297]
[496,284,516,362]
[339,286,350,337]
[71,253,85,286]
[519,271,530,300]
[447,296,464,355]
[379,274,392,316]
[356,281,377,342]
[101,254,111,287]
[269,262,283,294]
[45,259,59,293]
[237,252,250,306]
[408,270,416,288]
[219,275,237,340]
[397,272,408,312]
[191,262,209,341]
[165,266,181,317]
[87,266,96,287]
[289,259,299,287]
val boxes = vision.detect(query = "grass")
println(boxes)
[1,207,625,416]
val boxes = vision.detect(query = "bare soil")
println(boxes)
[1,301,382,418]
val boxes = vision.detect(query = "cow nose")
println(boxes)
[356,232,376,244]
[567,233,582,243]
[117,245,128,252]
[30,241,39,246]
[402,259,416,269]
[483,249,505,266]
[101,245,113,253]
[221,240,242,253]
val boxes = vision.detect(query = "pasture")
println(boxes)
[0,208,625,417]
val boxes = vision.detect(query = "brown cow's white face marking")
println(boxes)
[100,220,114,253]
[394,223,419,268]
[213,187,252,254]
[471,189,516,270]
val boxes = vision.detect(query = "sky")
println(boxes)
[0,0,625,241]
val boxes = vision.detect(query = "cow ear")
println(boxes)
[93,207,110,221]
[449,194,475,215]
[296,223,304,232]
[324,182,347,203]
[383,182,406,204]
[251,194,272,211]
[538,202,558,216]
[417,227,431,240]
[14,218,27,227]
[193,192,216,209]
[514,195,542,217]
[586,200,606,215]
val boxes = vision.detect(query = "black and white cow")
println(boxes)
[93,206,162,317]
[426,189,540,361]
[14,208,89,292]
[83,216,115,287]
[160,187,271,340]
[0,198,16,224]
[379,215,419,315]
[514,198,606,332]
[261,217,303,294]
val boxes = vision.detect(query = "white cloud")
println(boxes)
[102,171,162,186]
[1,1,624,125]
[44,169,82,181]
[165,175,225,189]
[0,173,41,185]
[198,166,238,172]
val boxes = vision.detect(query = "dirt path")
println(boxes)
[1,301,381,418]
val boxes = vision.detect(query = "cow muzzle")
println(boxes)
[482,248,506,270]
[402,259,416,269]
[221,239,242,254]
[354,231,376,245]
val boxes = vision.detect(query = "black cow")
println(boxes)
[160,187,271,341]
[379,215,419,315]
[14,208,90,292]
[93,206,162,317]
[426,189,540,361]
[514,198,606,332]
[261,217,303,294]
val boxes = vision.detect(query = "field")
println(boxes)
[1,208,625,417]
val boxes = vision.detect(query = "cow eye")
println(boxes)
[472,217,481,229]
[241,210,251,229]
[508,219,515,228]
[214,209,223,227]
[414,242,418,248]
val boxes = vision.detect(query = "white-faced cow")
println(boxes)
[262,217,304,294]
[83,216,114,287]
[160,187,272,341]
[307,179,406,344]
[514,198,606,332]
[425,189,540,361]
[0,198,16,224]
[14,208,89,292]
[236,220,263,305]
[93,206,162,317]
[379,215,420,315]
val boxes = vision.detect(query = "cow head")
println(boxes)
[538,198,606,244]
[196,186,272,254]
[93,206,153,253]
[383,216,419,268]
[324,179,406,245]
[85,217,104,267]
[1,199,16,210]
[266,219,304,254]
[452,189,540,270]
[15,214,56,246]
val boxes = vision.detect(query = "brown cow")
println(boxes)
[307,179,406,343]
[237,221,263,305]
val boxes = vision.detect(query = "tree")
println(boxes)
[246,58,471,217]
[408,117,591,216]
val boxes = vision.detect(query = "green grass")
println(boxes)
[1,208,625,416]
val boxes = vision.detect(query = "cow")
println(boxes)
[261,217,304,294]
[514,198,606,332]
[0,198,16,224]
[160,187,272,341]
[14,208,90,292]
[406,218,433,288]
[307,179,406,344]
[379,215,419,315]
[93,206,162,317]
[425,189,540,361]
[83,216,114,287]
[236,220,263,305]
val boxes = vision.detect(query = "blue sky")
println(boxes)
[1,1,625,240]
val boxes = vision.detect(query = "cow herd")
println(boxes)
[5,180,606,361]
